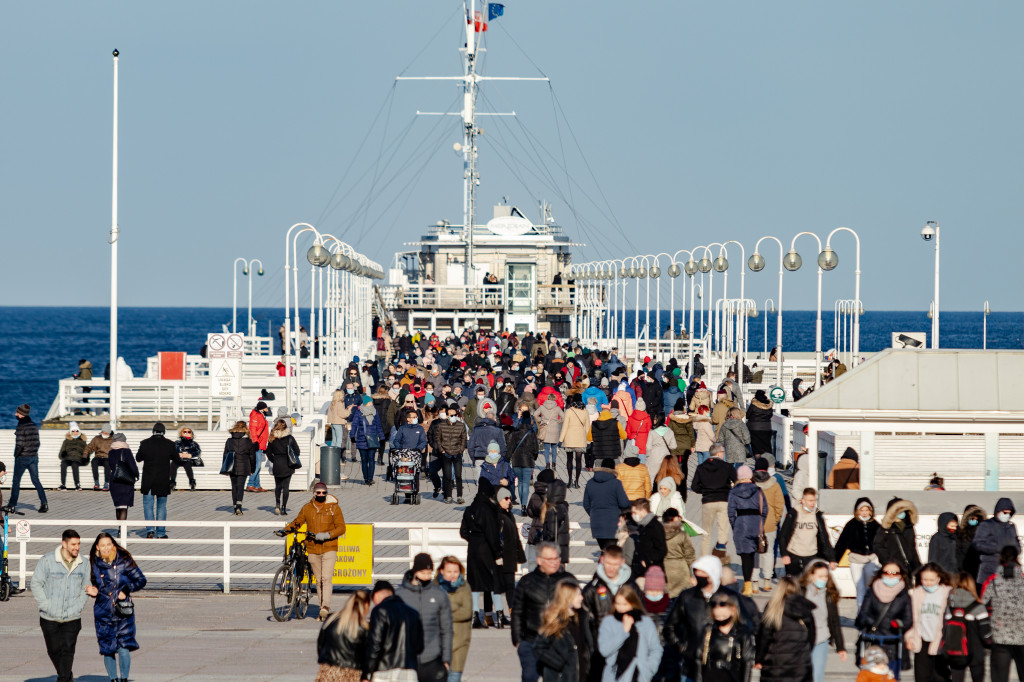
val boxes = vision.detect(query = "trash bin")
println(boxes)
[320,445,342,485]
[818,451,828,490]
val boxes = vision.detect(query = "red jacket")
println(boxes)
[626,409,652,454]
[249,409,269,450]
[537,386,565,409]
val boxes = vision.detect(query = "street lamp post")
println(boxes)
[232,258,264,335]
[762,298,775,358]
[284,223,320,413]
[983,301,990,350]
[785,231,825,389]
[823,227,862,366]
[718,240,746,398]
[748,235,785,389]
[921,221,940,348]
[109,49,120,424]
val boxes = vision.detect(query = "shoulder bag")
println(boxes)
[111,457,138,486]
[286,439,302,470]
[364,414,380,450]
[219,447,235,476]
[115,595,134,618]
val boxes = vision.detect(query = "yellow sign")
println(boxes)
[285,523,375,586]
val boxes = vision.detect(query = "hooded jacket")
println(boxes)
[91,549,147,656]
[249,408,270,450]
[265,425,299,477]
[58,433,88,463]
[834,497,880,559]
[536,399,565,444]
[615,457,652,501]
[84,433,113,460]
[972,497,1020,584]
[588,410,626,460]
[633,512,667,574]
[284,494,347,554]
[957,505,987,579]
[667,413,695,454]
[745,399,774,431]
[826,448,860,489]
[349,402,385,450]
[363,594,424,677]
[873,498,922,574]
[755,594,816,682]
[506,421,540,469]
[395,570,453,665]
[692,413,715,453]
[727,482,768,555]
[663,518,696,598]
[460,479,502,592]
[582,469,631,540]
[716,418,751,464]
[625,408,653,454]
[542,479,572,563]
[753,471,786,533]
[559,406,590,450]
[927,511,960,575]
[467,417,505,461]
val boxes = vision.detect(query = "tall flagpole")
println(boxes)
[109,49,120,425]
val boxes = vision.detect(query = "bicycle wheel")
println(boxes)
[270,564,294,621]
[0,580,10,602]
[293,579,311,619]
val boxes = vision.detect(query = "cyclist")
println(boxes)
[283,482,347,621]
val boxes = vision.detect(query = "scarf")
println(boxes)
[438,574,465,593]
[612,609,644,682]
[654,492,674,517]
[871,577,905,603]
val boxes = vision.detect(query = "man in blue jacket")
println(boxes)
[32,529,89,682]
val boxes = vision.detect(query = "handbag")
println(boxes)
[286,440,302,470]
[191,455,205,467]
[111,458,137,486]
[756,492,769,554]
[219,449,235,475]
[115,596,134,618]
[364,415,380,450]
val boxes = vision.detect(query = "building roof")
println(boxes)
[790,349,1024,422]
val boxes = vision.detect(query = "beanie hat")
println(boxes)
[372,580,395,597]
[537,468,556,484]
[256,401,268,411]
[101,422,114,434]
[643,356,651,364]
[411,552,434,573]
[600,458,616,469]
[600,377,609,387]
[69,421,80,432]
[487,441,500,454]
[736,465,753,481]
[754,389,769,403]
[496,487,512,503]
[362,395,373,405]
[153,422,166,435]
[112,433,127,443]
[644,565,666,592]
[754,457,770,472]
[313,481,328,492]
[635,398,646,411]
[16,403,30,417]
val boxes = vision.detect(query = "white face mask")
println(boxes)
[631,513,643,524]
[767,467,776,476]
[858,513,872,521]
[997,512,1012,523]
[410,418,418,425]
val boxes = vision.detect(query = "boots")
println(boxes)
[741,581,753,597]
[234,504,243,516]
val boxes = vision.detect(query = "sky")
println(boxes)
[2,1,1022,313]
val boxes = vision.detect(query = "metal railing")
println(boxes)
[393,284,505,308]
[8,519,597,594]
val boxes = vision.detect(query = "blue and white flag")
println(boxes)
[488,3,504,21]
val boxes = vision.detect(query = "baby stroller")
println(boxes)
[390,448,422,505]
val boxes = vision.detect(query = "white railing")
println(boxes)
[8,520,597,594]
[395,284,504,308]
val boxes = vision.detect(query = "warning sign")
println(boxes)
[15,520,30,540]
[208,333,244,398]
[286,523,374,586]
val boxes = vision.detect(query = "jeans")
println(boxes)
[8,456,48,507]
[142,493,167,535]
[513,467,532,507]
[811,641,828,682]
[427,457,443,492]
[517,639,538,682]
[542,443,558,468]
[91,458,108,487]
[441,456,463,499]
[247,450,265,488]
[447,672,463,682]
[102,647,131,680]
[40,617,81,682]
[849,559,879,611]
[359,448,376,484]
[696,451,710,466]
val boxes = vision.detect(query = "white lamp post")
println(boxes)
[284,222,320,413]
[921,220,940,348]
[232,258,264,335]
[108,49,120,424]
[719,240,746,397]
[762,298,776,358]
[748,235,785,389]
[785,231,825,389]
[823,227,862,366]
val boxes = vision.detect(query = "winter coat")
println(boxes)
[778,507,835,562]
[582,566,639,648]
[754,594,816,682]
[317,616,367,670]
[972,498,1020,584]
[753,472,786,533]
[633,513,667,574]
[745,400,773,429]
[507,424,540,469]
[716,419,750,464]
[626,410,653,454]
[662,386,684,417]
[481,457,514,490]
[927,511,960,575]
[135,434,176,497]
[106,443,138,508]
[434,574,472,671]
[537,400,565,444]
[690,457,736,504]
[826,449,860,489]
[284,494,347,554]
[981,566,1024,645]
[728,482,768,555]
[616,457,652,501]
[560,407,591,450]
[693,415,715,453]
[174,437,202,464]
[542,480,572,564]
[711,399,735,428]
[589,411,626,460]
[533,613,594,682]
[90,550,147,656]
[855,582,913,671]
[667,413,695,454]
[611,391,633,418]
[349,404,385,450]
[391,423,427,452]
[395,571,453,665]
[84,433,113,460]
[583,469,631,540]
[363,594,424,677]
[644,427,676,485]
[460,482,502,593]
[663,519,696,598]
[32,546,89,623]
[597,613,662,682]
[697,621,755,682]
[249,408,269,450]
[689,388,711,413]
[511,565,573,646]
[945,588,993,666]
[265,431,299,477]
[58,434,88,463]
[873,499,922,574]
[649,489,685,519]
[223,432,256,477]
[435,419,468,457]
[468,417,505,461]
[499,506,527,573]
[835,513,881,562]
[14,415,40,457]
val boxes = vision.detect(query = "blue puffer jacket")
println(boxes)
[31,547,89,623]
[349,405,385,450]
[391,424,427,451]
[91,550,147,656]
[727,482,768,555]
[481,456,514,490]
[973,497,1021,584]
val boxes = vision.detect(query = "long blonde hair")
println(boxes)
[329,590,371,640]
[762,576,801,630]
[537,581,581,637]
[332,389,345,405]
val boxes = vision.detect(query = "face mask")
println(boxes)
[314,495,326,502]
[897,512,906,520]
[449,416,457,423]
[631,513,642,524]
[512,366,519,372]
[967,518,979,526]
[803,504,816,513]
[346,389,354,395]
[767,467,776,476]
[694,575,710,590]
[410,418,418,425]
[813,579,828,590]
[997,512,1012,523]
[859,513,872,521]
[713,616,732,626]
[922,584,940,593]
[882,577,900,588]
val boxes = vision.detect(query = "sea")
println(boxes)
[1,306,1021,429]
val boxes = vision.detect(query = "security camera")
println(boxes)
[920,223,935,241]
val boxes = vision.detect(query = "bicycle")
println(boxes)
[270,529,312,621]
[1,506,26,602]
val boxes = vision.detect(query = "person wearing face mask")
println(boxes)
[835,498,882,610]
[395,553,453,682]
[777,488,836,578]
[696,590,755,682]
[433,557,472,682]
[873,498,922,576]
[327,389,354,459]
[905,563,952,682]
[855,562,913,677]
[434,405,469,504]
[981,546,1024,682]
[798,561,847,682]
[971,497,1020,586]
[596,584,663,682]
[754,577,816,682]
[246,401,271,492]
[955,505,986,580]
[283,482,347,621]
[927,512,960,576]
[84,423,114,491]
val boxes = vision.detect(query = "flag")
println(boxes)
[488,3,504,21]
[472,10,487,32]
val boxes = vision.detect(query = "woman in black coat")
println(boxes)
[755,577,815,682]
[834,497,882,609]
[956,505,986,580]
[541,479,571,566]
[264,419,299,516]
[855,562,913,674]
[459,477,502,627]
[495,487,526,628]
[105,434,138,527]
[221,421,256,516]
[744,390,775,456]
[873,498,922,575]
[532,581,593,682]
[85,533,147,681]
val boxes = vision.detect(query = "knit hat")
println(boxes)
[635,398,646,411]
[101,423,113,434]
[411,552,434,573]
[643,356,651,364]
[152,422,166,435]
[487,441,500,454]
[623,443,641,459]
[496,487,512,503]
[600,458,617,469]
[644,566,666,592]
[277,406,290,418]
[69,421,80,432]
[600,377,609,387]
[754,389,769,403]
[112,433,127,443]
[754,457,770,472]
[16,403,30,417]
[658,477,677,493]
[736,465,753,481]
[537,468,556,484]
[372,580,395,597]
[256,401,268,411]
[362,395,373,405]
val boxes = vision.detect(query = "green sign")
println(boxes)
[768,386,786,404]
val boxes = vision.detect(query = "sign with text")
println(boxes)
[207,333,244,398]
[287,523,374,586]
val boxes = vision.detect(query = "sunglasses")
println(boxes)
[882,570,901,577]
[711,600,733,608]
[182,431,193,435]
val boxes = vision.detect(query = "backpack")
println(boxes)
[939,606,970,666]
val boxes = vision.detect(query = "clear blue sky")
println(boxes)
[3,1,1021,312]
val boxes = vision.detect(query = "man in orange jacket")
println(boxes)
[284,482,347,620]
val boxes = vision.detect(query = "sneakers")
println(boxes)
[432,489,440,499]
[317,607,330,622]
[75,485,82,491]
[274,506,281,516]
[455,497,465,504]
[750,581,760,594]
[234,504,243,516]
[58,485,67,490]
[444,497,454,504]
[103,484,109,491]
[760,579,772,593]
[93,484,101,491]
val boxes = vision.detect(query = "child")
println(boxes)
[856,645,895,682]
